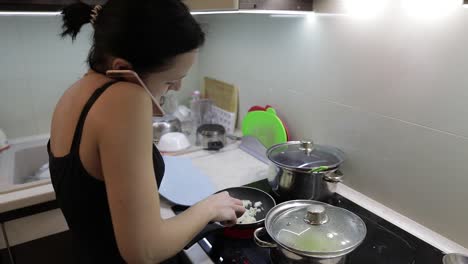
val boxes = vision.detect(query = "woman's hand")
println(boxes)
[200,191,246,227]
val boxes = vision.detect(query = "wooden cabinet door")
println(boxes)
[184,0,238,11]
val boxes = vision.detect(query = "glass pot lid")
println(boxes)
[265,200,366,258]
[267,141,345,171]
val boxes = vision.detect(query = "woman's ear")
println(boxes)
[111,58,133,71]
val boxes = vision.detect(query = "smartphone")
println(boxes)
[106,70,165,116]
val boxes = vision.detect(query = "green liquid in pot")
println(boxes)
[277,227,351,252]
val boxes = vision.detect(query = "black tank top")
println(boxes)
[47,81,165,263]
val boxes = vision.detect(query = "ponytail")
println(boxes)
[60,2,93,40]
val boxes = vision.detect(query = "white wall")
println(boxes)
[0,16,89,138]
[0,15,200,139]
[197,7,468,247]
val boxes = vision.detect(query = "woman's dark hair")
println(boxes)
[61,0,205,75]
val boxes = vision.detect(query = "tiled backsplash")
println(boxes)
[0,15,200,139]
[197,10,468,247]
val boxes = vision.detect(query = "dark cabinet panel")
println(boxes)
[10,231,73,264]
[0,0,106,11]
[8,230,194,264]
[0,0,74,11]
[0,248,11,264]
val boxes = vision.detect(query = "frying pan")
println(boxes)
[219,186,276,228]
[183,186,276,249]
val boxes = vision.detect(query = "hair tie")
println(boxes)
[90,5,102,25]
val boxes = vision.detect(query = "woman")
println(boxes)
[48,1,245,263]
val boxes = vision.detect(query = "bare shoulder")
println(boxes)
[101,81,151,108]
[89,81,153,134]
[93,81,152,116]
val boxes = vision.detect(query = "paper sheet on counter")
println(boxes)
[159,156,215,206]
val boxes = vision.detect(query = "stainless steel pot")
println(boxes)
[267,141,345,201]
[152,115,182,143]
[443,254,468,264]
[254,200,366,264]
[196,124,226,151]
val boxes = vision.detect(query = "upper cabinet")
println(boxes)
[0,0,105,11]
[0,0,72,11]
[184,0,238,11]
[1,0,312,12]
[239,0,313,11]
[185,0,313,12]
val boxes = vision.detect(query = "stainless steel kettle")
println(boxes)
[0,129,9,152]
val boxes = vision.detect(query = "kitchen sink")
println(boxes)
[0,135,50,194]
[13,143,49,184]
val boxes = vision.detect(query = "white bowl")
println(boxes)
[157,132,191,152]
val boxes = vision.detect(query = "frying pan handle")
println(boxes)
[254,227,277,248]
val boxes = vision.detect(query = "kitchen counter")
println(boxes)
[0,135,241,213]
[160,146,468,262]
[165,146,468,263]
[1,139,467,262]
[0,134,52,213]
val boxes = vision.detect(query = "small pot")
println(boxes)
[196,124,226,151]
[254,200,366,264]
[267,141,345,201]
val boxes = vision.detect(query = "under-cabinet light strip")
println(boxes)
[0,11,61,16]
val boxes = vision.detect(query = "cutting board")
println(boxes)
[203,77,238,134]
[242,108,288,148]
[159,156,215,206]
[203,77,238,113]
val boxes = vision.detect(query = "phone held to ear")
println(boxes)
[106,70,165,116]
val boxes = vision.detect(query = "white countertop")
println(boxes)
[0,139,467,262]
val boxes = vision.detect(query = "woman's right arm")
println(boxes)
[94,83,244,263]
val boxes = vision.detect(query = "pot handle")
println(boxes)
[323,170,344,183]
[207,141,224,151]
[254,227,277,248]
